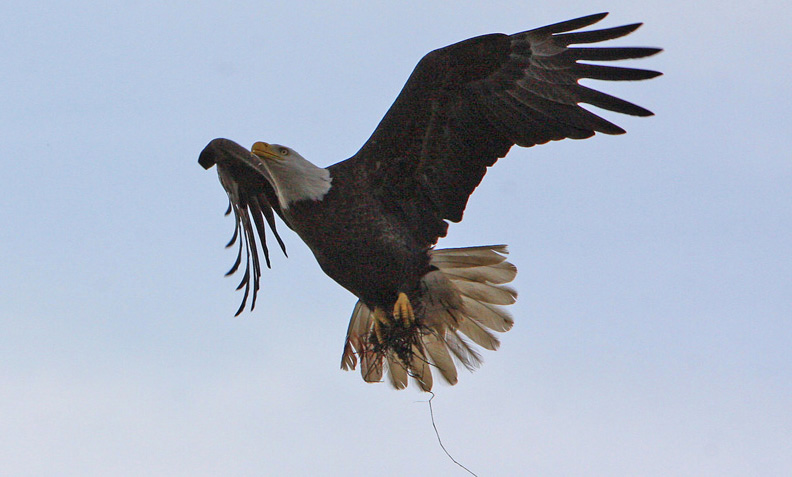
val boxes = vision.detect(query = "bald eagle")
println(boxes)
[198,13,661,390]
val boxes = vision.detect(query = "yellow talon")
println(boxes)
[393,292,414,326]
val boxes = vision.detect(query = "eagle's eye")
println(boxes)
[279,147,289,156]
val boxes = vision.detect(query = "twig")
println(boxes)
[425,392,478,476]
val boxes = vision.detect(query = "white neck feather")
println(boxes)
[264,154,332,209]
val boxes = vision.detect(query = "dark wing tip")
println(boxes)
[555,22,645,46]
[234,294,247,317]
[566,46,663,62]
[198,138,231,170]
[198,148,217,170]
[557,12,610,31]
[637,47,663,58]
[529,12,609,36]
[575,64,663,82]
[642,69,663,80]
[199,138,251,170]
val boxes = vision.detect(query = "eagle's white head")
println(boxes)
[251,141,332,209]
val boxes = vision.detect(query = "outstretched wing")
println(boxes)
[199,138,289,316]
[338,12,661,245]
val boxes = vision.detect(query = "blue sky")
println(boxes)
[1,1,790,475]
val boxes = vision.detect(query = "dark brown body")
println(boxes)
[283,159,432,308]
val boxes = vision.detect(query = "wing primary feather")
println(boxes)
[564,46,662,62]
[225,205,243,276]
[234,245,251,317]
[499,88,596,140]
[226,190,288,313]
[234,273,249,317]
[207,140,290,316]
[504,84,625,135]
[573,63,662,81]
[555,23,642,45]
[235,258,249,291]
[244,210,262,311]
[259,194,288,257]
[527,12,609,36]
[225,213,240,248]
[577,84,655,116]
[248,197,272,269]
[444,332,483,371]
[225,243,243,276]
[230,205,260,314]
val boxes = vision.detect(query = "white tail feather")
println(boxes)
[386,351,408,389]
[444,331,483,371]
[441,260,517,285]
[409,344,433,392]
[424,333,458,385]
[340,245,517,390]
[360,345,382,383]
[456,315,500,350]
[460,296,514,332]
[454,280,517,305]
[429,245,509,268]
[340,301,372,371]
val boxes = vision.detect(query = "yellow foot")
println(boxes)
[372,307,388,345]
[393,292,415,326]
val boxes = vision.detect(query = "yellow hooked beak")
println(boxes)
[251,141,283,161]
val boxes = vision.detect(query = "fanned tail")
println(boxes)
[340,245,517,391]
